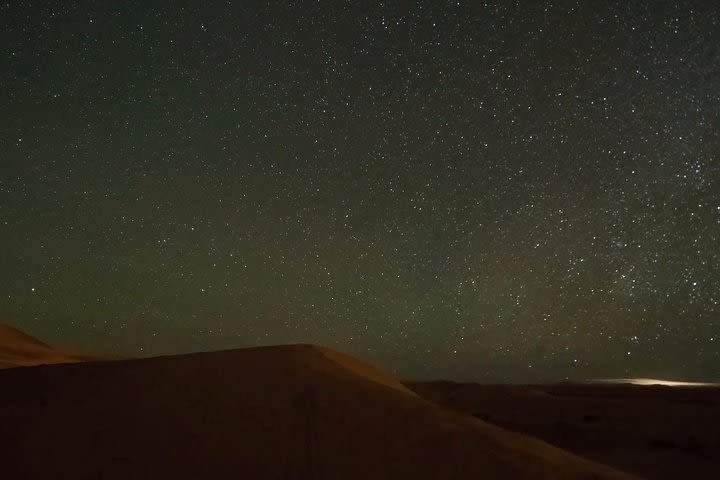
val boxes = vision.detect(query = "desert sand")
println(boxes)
[409,381,720,479]
[0,325,635,479]
[0,324,111,369]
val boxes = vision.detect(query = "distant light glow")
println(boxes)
[591,378,720,387]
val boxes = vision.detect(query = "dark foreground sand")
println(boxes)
[0,325,634,479]
[409,381,720,479]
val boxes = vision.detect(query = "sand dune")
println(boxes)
[0,338,636,479]
[0,324,111,369]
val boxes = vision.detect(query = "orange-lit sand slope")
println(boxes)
[0,340,635,479]
[409,381,720,480]
[0,324,110,369]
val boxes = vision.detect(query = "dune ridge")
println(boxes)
[0,333,636,479]
[0,323,111,369]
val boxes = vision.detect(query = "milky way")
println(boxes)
[1,1,718,381]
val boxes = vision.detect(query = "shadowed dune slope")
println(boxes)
[0,324,111,369]
[0,344,636,479]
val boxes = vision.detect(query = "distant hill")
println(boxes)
[408,381,720,479]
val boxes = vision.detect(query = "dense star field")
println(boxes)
[1,1,718,382]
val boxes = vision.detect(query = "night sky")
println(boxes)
[1,1,718,382]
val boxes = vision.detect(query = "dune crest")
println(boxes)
[0,324,52,348]
[0,323,110,369]
[0,334,636,479]
[305,345,418,396]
